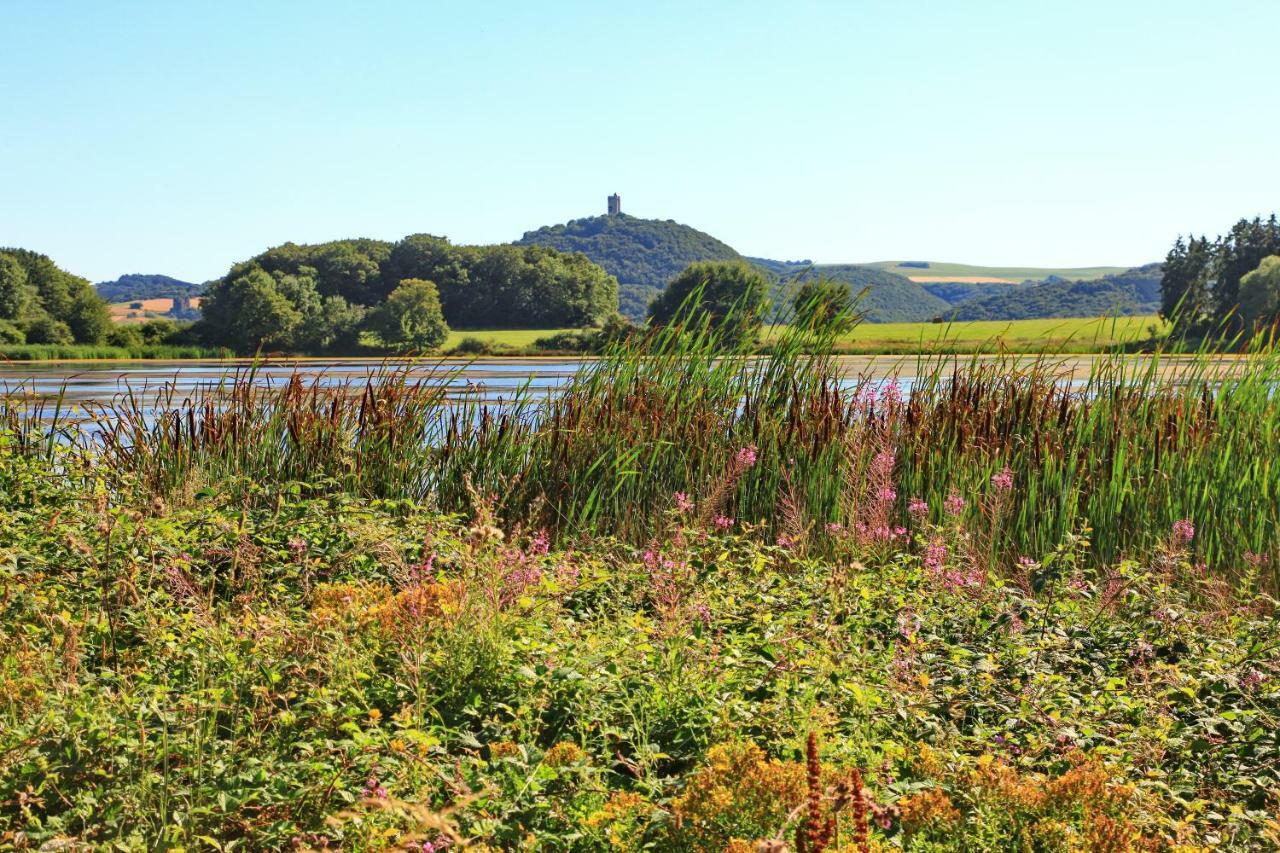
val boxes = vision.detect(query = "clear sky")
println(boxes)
[4,0,1278,283]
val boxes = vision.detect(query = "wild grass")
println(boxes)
[8,312,1277,588]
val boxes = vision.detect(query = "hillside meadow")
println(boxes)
[2,321,1279,850]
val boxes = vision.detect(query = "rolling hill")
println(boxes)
[95,273,205,304]
[515,214,741,320]
[860,261,1132,283]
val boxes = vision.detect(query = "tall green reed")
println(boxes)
[4,310,1279,586]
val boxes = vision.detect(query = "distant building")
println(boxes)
[607,193,621,215]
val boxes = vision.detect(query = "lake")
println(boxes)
[0,353,1249,411]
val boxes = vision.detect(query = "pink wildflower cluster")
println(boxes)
[644,547,689,616]
[494,531,552,607]
[713,515,734,531]
[673,492,694,514]
[1171,518,1195,546]
[943,491,966,516]
[922,537,984,591]
[364,776,388,799]
[735,445,758,469]
[991,467,1014,492]
[907,497,928,520]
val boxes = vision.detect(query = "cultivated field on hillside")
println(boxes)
[861,260,1132,282]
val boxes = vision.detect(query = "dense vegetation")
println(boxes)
[946,265,1163,322]
[515,215,742,321]
[0,248,110,345]
[647,261,772,346]
[199,235,619,353]
[1161,215,1280,336]
[94,273,204,304]
[3,324,1279,849]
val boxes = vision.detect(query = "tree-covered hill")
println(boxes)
[782,264,953,323]
[946,264,1163,321]
[96,274,205,304]
[515,214,742,320]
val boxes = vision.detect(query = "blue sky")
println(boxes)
[3,0,1278,283]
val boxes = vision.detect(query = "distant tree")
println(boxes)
[648,260,771,347]
[25,316,74,345]
[297,295,366,351]
[1238,255,1280,333]
[1211,215,1280,329]
[369,279,450,351]
[1160,216,1280,335]
[105,325,145,348]
[792,277,861,333]
[138,318,178,344]
[200,267,302,352]
[0,255,35,321]
[64,287,112,344]
[0,320,24,344]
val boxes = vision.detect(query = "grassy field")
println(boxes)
[3,326,1279,849]
[771,315,1166,353]
[444,317,1167,355]
[860,260,1134,282]
[444,327,578,349]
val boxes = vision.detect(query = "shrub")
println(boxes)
[105,325,145,349]
[23,315,74,344]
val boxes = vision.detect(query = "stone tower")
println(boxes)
[607,193,621,216]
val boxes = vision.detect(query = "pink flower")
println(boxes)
[528,530,550,556]
[735,445,759,469]
[1171,518,1195,545]
[876,486,897,503]
[943,491,966,516]
[673,491,694,513]
[991,467,1014,492]
[713,515,734,531]
[775,534,795,550]
[907,497,928,518]
[825,521,844,535]
[923,538,947,573]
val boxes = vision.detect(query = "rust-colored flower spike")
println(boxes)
[848,766,869,853]
[796,732,834,853]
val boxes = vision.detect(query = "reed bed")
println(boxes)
[5,320,1279,586]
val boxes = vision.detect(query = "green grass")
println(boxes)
[764,315,1167,353]
[859,260,1134,282]
[443,327,579,349]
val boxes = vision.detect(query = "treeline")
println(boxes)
[947,265,1163,322]
[0,248,110,345]
[199,235,619,353]
[1161,215,1280,335]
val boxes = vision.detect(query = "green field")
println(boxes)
[763,315,1165,353]
[443,328,577,349]
[860,260,1134,282]
[828,315,1163,352]
[447,317,1165,355]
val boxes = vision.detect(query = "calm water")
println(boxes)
[0,353,1244,412]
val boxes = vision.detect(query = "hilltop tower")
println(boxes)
[607,193,621,216]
